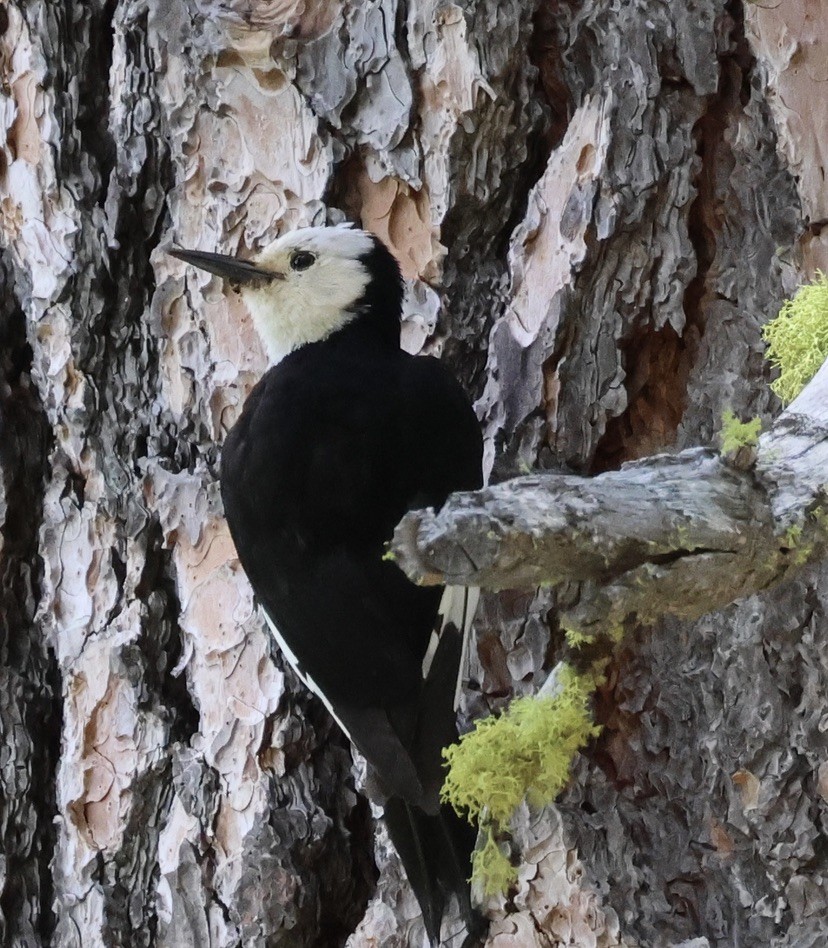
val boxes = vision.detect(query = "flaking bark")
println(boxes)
[1,0,827,946]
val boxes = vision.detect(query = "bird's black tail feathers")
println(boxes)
[383,608,486,946]
[383,798,484,947]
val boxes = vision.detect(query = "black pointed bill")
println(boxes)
[168,248,284,283]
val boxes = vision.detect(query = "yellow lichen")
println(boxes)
[472,830,518,897]
[782,523,803,549]
[719,410,762,455]
[780,522,815,567]
[763,272,828,405]
[811,506,828,532]
[564,626,595,648]
[441,665,600,891]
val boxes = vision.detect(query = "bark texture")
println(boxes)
[0,0,825,946]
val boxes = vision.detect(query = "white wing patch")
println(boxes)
[422,586,480,710]
[263,611,355,745]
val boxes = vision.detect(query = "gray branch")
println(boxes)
[392,359,828,630]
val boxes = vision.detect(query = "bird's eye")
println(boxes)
[289,250,316,272]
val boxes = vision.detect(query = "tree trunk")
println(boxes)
[0,0,824,946]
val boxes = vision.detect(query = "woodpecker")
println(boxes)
[170,224,484,946]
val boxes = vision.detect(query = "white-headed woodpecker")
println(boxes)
[170,224,484,946]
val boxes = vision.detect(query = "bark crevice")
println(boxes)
[0,256,59,947]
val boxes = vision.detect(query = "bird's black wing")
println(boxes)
[220,345,481,798]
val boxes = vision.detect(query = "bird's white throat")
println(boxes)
[243,286,360,363]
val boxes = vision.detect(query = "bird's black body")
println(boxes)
[222,329,480,705]
[216,235,484,945]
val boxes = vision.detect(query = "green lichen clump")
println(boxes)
[763,272,828,405]
[564,626,595,648]
[441,665,600,894]
[812,507,828,532]
[779,506,828,568]
[564,624,624,649]
[472,832,518,896]
[780,523,811,567]
[719,410,762,455]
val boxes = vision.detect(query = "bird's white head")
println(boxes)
[170,224,403,363]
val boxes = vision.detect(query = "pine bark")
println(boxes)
[0,1,825,946]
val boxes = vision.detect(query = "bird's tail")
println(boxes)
[383,797,484,947]
[382,594,485,946]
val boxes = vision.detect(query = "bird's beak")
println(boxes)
[168,248,284,283]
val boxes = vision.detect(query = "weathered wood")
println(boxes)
[393,358,828,630]
[757,358,828,526]
[394,449,771,584]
